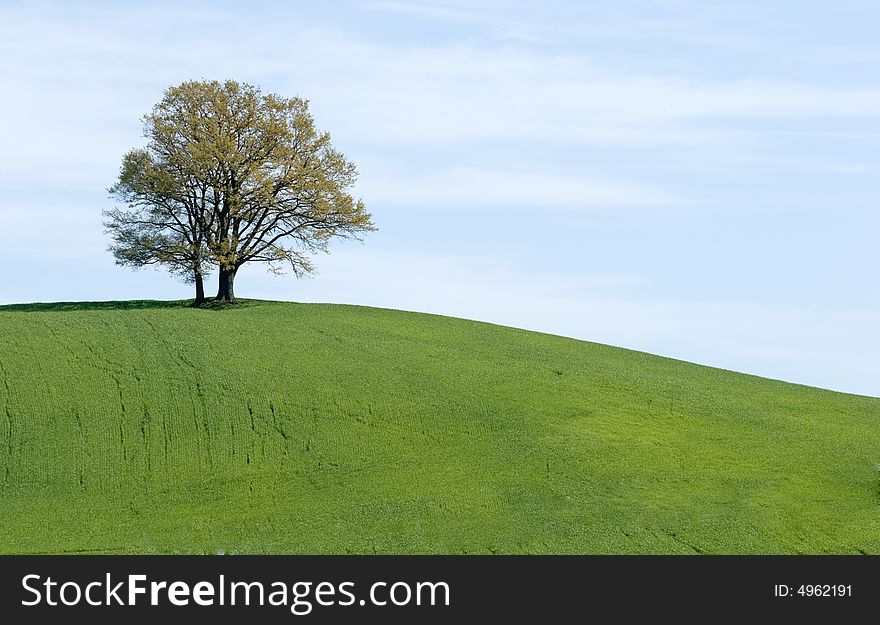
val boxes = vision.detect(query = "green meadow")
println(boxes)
[0,300,877,554]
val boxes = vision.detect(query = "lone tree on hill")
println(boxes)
[105,79,375,304]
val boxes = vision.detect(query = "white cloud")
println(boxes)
[357,165,680,208]
[3,0,880,173]
[365,0,488,23]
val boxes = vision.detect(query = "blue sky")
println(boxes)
[0,1,878,396]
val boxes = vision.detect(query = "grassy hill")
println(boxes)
[0,299,878,554]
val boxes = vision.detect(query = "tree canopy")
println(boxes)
[105,79,375,304]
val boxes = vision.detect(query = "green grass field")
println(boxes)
[0,300,878,554]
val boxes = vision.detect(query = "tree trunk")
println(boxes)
[193,268,205,305]
[216,267,237,303]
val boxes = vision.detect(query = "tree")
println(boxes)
[107,79,375,303]
[105,149,213,304]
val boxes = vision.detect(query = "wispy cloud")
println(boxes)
[365,0,489,23]
[358,165,681,209]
